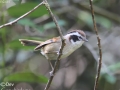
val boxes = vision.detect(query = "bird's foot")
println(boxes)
[57,51,62,55]
[49,70,54,76]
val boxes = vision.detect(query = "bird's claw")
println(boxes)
[49,70,54,76]
[57,52,62,55]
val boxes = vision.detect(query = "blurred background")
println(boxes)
[0,0,120,90]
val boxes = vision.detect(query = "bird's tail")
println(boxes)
[19,39,42,46]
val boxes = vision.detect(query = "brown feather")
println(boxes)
[34,37,60,50]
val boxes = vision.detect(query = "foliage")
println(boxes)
[7,2,48,17]
[4,72,48,83]
[0,0,120,90]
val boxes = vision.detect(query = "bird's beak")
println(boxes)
[83,38,88,42]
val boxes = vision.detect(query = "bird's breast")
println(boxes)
[40,40,84,60]
[61,41,84,59]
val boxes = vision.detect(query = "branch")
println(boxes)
[0,2,44,29]
[43,0,65,90]
[89,0,102,90]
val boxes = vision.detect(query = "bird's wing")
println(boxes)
[34,37,61,50]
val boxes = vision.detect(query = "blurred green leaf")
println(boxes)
[0,28,7,41]
[11,18,36,27]
[78,11,92,27]
[78,11,112,29]
[9,18,44,32]
[0,28,8,53]
[4,72,48,83]
[35,26,44,32]
[13,0,22,5]
[104,74,116,84]
[7,2,48,17]
[43,20,67,30]
[96,16,112,28]
[108,63,120,71]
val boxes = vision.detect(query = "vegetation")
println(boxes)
[0,0,120,90]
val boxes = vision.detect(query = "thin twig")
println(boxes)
[89,0,102,90]
[0,2,44,29]
[43,0,65,90]
[43,0,64,39]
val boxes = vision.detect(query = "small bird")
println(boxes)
[19,30,88,69]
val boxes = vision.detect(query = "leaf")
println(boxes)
[9,18,44,32]
[96,16,112,28]
[4,72,48,83]
[17,18,35,26]
[7,2,48,17]
[43,20,67,29]
[35,26,44,32]
[104,74,116,84]
[78,11,93,27]
[13,0,22,5]
[10,18,36,27]
[78,11,112,29]
[108,62,120,71]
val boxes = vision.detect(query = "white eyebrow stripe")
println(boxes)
[68,32,80,36]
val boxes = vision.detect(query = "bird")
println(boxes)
[19,30,88,70]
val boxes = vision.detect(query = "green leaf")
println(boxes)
[18,18,35,26]
[7,2,48,17]
[78,11,93,27]
[44,20,67,30]
[10,18,36,27]
[108,63,120,71]
[78,11,112,29]
[35,26,44,32]
[96,16,112,28]
[13,0,22,5]
[104,74,116,84]
[4,72,48,83]
[9,18,44,32]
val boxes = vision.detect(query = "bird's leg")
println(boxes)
[47,59,54,76]
[46,51,61,76]
[48,59,54,70]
